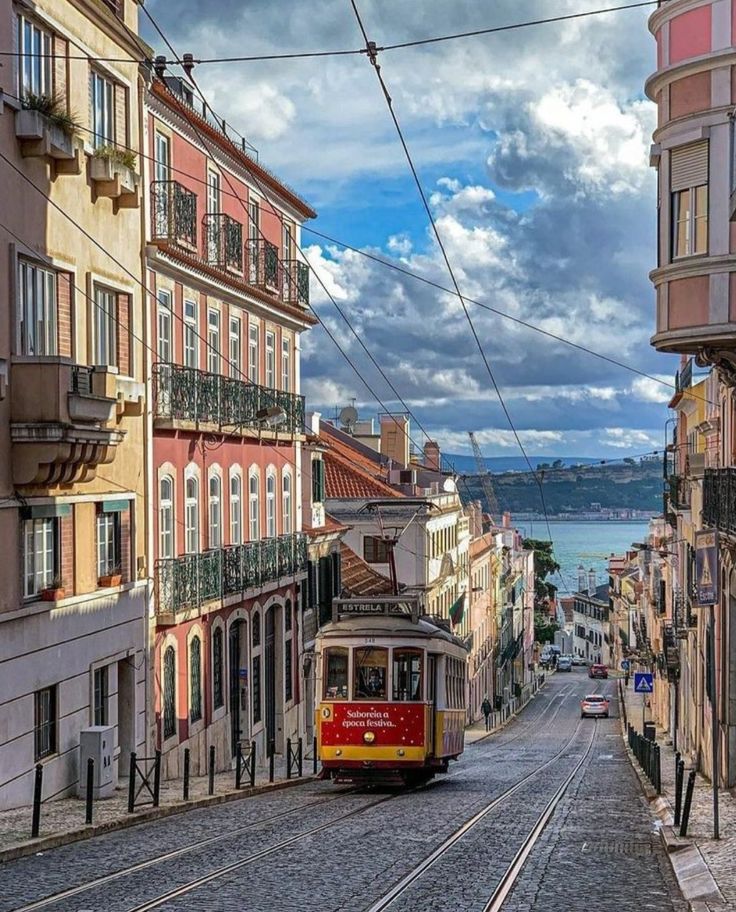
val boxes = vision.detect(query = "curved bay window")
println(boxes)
[163,646,176,739]
[392,649,423,701]
[354,647,388,700]
[323,647,349,700]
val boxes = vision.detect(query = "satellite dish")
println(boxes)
[339,405,358,431]
[443,477,456,493]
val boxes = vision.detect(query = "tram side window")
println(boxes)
[324,647,349,700]
[354,647,388,700]
[445,657,464,709]
[393,649,422,701]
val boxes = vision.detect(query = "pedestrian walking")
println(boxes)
[481,697,492,731]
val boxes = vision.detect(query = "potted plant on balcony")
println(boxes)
[40,576,65,601]
[98,564,123,588]
[90,144,139,198]
[16,93,80,160]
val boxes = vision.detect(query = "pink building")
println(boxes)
[145,72,316,776]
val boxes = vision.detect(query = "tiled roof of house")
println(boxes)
[340,542,395,596]
[320,425,403,500]
[302,513,350,537]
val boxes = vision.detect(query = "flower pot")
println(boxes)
[41,587,65,601]
[98,574,122,588]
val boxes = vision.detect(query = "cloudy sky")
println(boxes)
[145,0,675,460]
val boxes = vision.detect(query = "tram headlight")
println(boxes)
[363,731,376,744]
[335,749,342,756]
[397,749,405,757]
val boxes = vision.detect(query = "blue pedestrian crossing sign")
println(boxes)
[621,659,630,671]
[634,672,653,693]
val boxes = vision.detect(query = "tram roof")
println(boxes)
[316,614,468,651]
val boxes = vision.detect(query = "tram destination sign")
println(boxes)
[333,596,421,623]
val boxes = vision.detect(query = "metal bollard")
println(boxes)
[235,743,243,790]
[313,736,318,775]
[674,756,684,826]
[298,737,303,778]
[85,757,94,825]
[183,748,190,800]
[654,744,661,794]
[153,750,161,808]
[679,770,696,837]
[127,752,137,813]
[208,745,215,796]
[268,739,275,783]
[31,763,43,838]
[286,738,292,780]
[249,741,256,788]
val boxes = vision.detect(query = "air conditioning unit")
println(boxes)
[78,725,115,800]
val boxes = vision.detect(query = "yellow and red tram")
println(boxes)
[315,598,468,785]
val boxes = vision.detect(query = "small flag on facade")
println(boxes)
[449,593,465,626]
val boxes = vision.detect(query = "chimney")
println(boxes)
[577,564,586,593]
[588,569,596,596]
[306,410,321,436]
[424,440,441,471]
[502,511,511,529]
[380,414,410,468]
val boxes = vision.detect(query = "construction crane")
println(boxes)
[468,431,500,525]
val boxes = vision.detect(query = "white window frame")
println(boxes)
[96,511,120,578]
[207,308,220,375]
[157,289,172,364]
[93,285,117,367]
[18,260,57,356]
[90,69,115,149]
[266,469,276,538]
[229,315,241,378]
[17,14,52,99]
[154,132,170,182]
[672,185,708,259]
[230,472,242,544]
[159,475,174,559]
[209,472,222,550]
[249,470,260,541]
[184,299,198,369]
[265,331,275,389]
[281,337,290,392]
[185,473,199,554]
[282,471,292,536]
[23,517,58,598]
[248,322,259,383]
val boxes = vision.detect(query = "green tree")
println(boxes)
[523,538,561,601]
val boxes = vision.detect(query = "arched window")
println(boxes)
[230,473,242,544]
[209,474,221,549]
[252,610,261,725]
[185,475,199,554]
[212,626,224,710]
[190,636,202,723]
[282,471,292,535]
[252,610,261,647]
[249,472,260,541]
[284,598,293,703]
[159,475,173,559]
[163,646,176,739]
[266,470,276,538]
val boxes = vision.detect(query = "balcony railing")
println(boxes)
[281,259,310,307]
[203,212,243,273]
[703,467,736,536]
[247,238,280,292]
[155,532,308,615]
[153,363,305,435]
[151,180,197,249]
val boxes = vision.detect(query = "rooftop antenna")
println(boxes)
[339,405,358,434]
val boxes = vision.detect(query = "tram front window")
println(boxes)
[354,647,388,699]
[324,647,349,700]
[393,649,423,701]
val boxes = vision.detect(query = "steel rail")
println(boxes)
[363,719,596,912]
[469,679,574,749]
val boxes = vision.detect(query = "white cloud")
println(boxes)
[630,375,673,403]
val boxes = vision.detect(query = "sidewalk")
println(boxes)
[620,678,736,912]
[466,673,548,744]
[0,755,314,862]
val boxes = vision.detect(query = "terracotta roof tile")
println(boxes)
[340,542,395,596]
[323,449,403,499]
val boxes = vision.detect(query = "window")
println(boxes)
[212,627,224,710]
[281,338,290,392]
[364,536,390,564]
[190,636,202,723]
[207,170,220,214]
[229,316,241,377]
[93,286,117,367]
[393,649,422,701]
[248,323,259,382]
[283,222,293,261]
[159,476,174,559]
[18,261,57,356]
[184,300,198,368]
[90,70,114,149]
[284,599,293,703]
[282,472,292,535]
[93,666,109,726]
[265,331,275,388]
[311,458,325,504]
[209,474,221,549]
[185,475,199,553]
[34,686,57,760]
[249,472,260,541]
[671,141,708,258]
[266,471,276,538]
[230,474,242,544]
[354,647,388,700]
[207,309,220,375]
[206,170,221,262]
[252,654,261,724]
[157,289,172,364]
[18,15,52,97]
[163,646,176,739]
[252,610,261,647]
[96,511,120,579]
[24,518,58,598]
[324,647,348,700]
[154,132,170,182]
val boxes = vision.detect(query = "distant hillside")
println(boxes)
[459,457,663,515]
[443,454,601,474]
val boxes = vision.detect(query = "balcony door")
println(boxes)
[207,170,221,262]
[154,133,170,236]
[229,619,248,757]
[264,604,283,755]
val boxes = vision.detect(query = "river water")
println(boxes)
[517,520,649,595]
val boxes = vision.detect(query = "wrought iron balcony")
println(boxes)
[281,259,310,307]
[155,532,308,616]
[151,180,197,250]
[247,238,280,292]
[153,363,305,435]
[703,467,736,536]
[666,474,690,512]
[203,212,243,273]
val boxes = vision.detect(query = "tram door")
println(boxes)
[427,654,438,757]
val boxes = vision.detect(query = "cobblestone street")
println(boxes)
[0,672,688,912]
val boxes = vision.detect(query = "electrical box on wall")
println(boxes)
[78,726,115,799]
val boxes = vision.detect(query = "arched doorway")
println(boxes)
[229,618,248,757]
[264,603,283,754]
